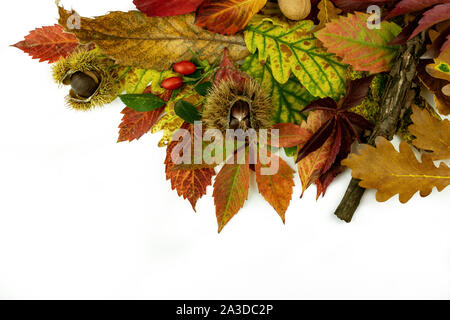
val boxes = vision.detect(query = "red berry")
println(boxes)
[161,77,183,90]
[173,61,197,75]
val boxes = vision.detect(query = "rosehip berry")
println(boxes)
[161,77,183,90]
[173,61,197,75]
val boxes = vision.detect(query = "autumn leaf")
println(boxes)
[417,59,450,115]
[343,137,450,203]
[385,0,448,19]
[425,47,450,82]
[12,25,79,63]
[165,123,216,211]
[255,153,295,222]
[134,0,205,17]
[245,19,348,99]
[409,106,450,160]
[316,12,402,74]
[269,123,311,148]
[330,0,392,12]
[316,0,342,31]
[410,3,450,39]
[58,6,249,71]
[214,49,248,84]
[118,87,171,143]
[213,152,250,232]
[122,69,176,95]
[196,0,267,35]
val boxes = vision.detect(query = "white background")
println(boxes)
[0,0,449,300]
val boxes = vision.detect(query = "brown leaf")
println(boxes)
[409,106,450,160]
[316,0,342,31]
[165,124,216,211]
[343,137,450,203]
[12,25,79,63]
[417,59,450,115]
[269,123,312,148]
[58,6,249,70]
[255,153,295,222]
[213,153,250,232]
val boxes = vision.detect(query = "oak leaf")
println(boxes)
[255,153,295,222]
[133,0,205,17]
[12,25,79,63]
[343,137,450,203]
[196,0,267,35]
[165,124,216,211]
[58,7,249,70]
[409,106,450,160]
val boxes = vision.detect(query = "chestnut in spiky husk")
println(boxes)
[53,49,119,111]
[202,78,273,133]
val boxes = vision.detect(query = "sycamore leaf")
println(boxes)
[213,153,250,232]
[316,0,342,31]
[343,137,450,203]
[409,106,450,160]
[241,54,315,124]
[133,0,204,17]
[410,3,450,39]
[196,0,267,35]
[255,153,295,222]
[269,123,312,148]
[118,87,171,143]
[316,12,402,74]
[58,7,249,70]
[385,0,448,19]
[12,25,79,63]
[245,19,348,99]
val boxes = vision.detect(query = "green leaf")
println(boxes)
[244,19,347,99]
[119,93,166,112]
[241,54,315,124]
[315,12,402,74]
[194,82,213,96]
[174,100,202,124]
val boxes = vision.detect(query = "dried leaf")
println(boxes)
[316,0,342,31]
[269,123,312,148]
[196,0,267,35]
[133,0,204,17]
[343,137,450,203]
[58,7,249,70]
[316,12,402,74]
[12,25,79,63]
[417,59,450,115]
[409,106,450,160]
[425,47,450,82]
[255,153,295,222]
[213,153,250,232]
[165,123,216,211]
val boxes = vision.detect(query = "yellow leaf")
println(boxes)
[58,7,249,70]
[316,0,342,31]
[343,137,450,203]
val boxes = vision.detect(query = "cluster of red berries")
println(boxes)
[161,61,197,91]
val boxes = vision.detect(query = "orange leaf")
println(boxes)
[118,87,171,143]
[12,25,79,63]
[270,123,312,148]
[213,152,250,232]
[165,124,216,211]
[255,153,295,222]
[297,111,334,196]
[196,0,267,35]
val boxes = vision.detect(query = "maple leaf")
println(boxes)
[133,0,205,17]
[410,3,450,39]
[165,123,216,211]
[255,153,295,222]
[343,137,450,203]
[58,7,249,71]
[316,12,402,74]
[118,86,171,143]
[316,0,342,31]
[213,152,250,232]
[12,25,79,63]
[409,106,450,160]
[196,0,267,35]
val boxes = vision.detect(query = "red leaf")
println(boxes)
[12,25,79,63]
[118,87,171,143]
[269,123,312,148]
[385,0,449,19]
[196,0,267,35]
[214,49,247,85]
[165,123,216,211]
[133,0,205,17]
[410,3,450,39]
[341,76,375,110]
[331,0,392,12]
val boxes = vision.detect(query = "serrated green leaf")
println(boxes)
[174,100,202,124]
[119,93,166,112]
[244,19,347,99]
[241,54,315,124]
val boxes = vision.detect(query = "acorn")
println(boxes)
[53,49,119,111]
[202,78,273,133]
